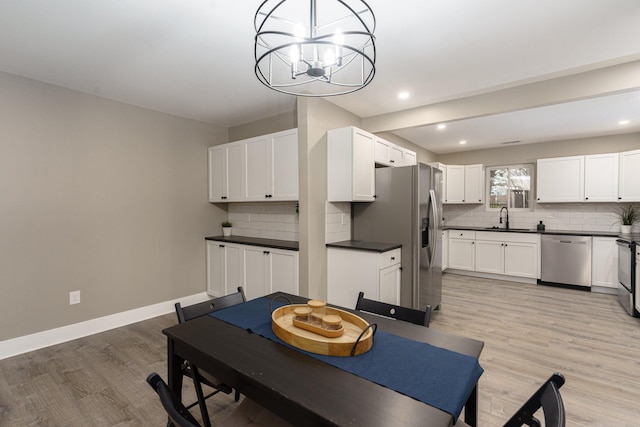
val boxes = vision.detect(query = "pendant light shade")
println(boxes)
[254,0,376,97]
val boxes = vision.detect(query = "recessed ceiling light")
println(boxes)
[398,91,410,100]
[619,119,630,125]
[459,140,467,145]
[437,123,447,130]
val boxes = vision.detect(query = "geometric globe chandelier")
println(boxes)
[254,0,376,97]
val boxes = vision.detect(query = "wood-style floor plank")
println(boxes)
[434,273,640,426]
[1,274,639,426]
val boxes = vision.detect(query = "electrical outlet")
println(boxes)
[69,290,81,305]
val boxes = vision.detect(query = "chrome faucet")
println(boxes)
[499,207,510,229]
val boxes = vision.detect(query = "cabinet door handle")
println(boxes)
[390,257,395,261]
[263,250,270,255]
[219,245,225,248]
[221,196,227,200]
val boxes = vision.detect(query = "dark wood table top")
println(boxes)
[163,292,484,427]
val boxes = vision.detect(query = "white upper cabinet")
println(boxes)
[208,142,244,202]
[464,164,484,204]
[328,126,375,202]
[445,164,483,204]
[268,129,299,200]
[584,153,619,202]
[374,137,393,166]
[536,155,584,203]
[445,165,465,203]
[209,129,298,203]
[619,149,640,202]
[403,149,417,166]
[373,136,417,167]
[537,150,640,204]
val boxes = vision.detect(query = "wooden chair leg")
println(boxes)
[234,389,240,402]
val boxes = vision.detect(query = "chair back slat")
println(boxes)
[503,373,566,427]
[355,291,431,327]
[146,372,201,427]
[176,287,246,324]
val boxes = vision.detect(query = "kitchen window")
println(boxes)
[486,164,533,210]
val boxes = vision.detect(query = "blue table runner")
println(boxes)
[210,297,483,420]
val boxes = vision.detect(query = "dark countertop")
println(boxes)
[326,240,402,252]
[205,235,299,251]
[444,226,621,238]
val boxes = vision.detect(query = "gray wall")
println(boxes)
[437,132,640,166]
[228,110,297,142]
[0,72,228,341]
[297,98,362,300]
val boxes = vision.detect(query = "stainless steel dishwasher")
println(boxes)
[541,235,592,287]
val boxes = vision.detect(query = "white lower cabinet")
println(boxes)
[327,247,401,308]
[475,233,538,279]
[503,241,538,278]
[474,240,504,274]
[449,230,539,280]
[591,237,618,289]
[207,241,244,297]
[448,231,476,271]
[207,241,298,298]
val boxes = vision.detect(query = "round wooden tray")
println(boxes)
[272,304,374,357]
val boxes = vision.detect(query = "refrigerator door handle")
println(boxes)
[421,217,429,248]
[429,189,438,267]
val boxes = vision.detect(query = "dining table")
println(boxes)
[163,292,484,427]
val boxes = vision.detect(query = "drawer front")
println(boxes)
[379,248,401,269]
[449,230,476,240]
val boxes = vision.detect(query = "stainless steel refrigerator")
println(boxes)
[352,163,443,311]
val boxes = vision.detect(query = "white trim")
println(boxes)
[444,269,538,285]
[0,292,210,360]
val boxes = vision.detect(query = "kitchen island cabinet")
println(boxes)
[327,243,402,307]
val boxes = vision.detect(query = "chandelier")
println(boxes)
[254,0,376,97]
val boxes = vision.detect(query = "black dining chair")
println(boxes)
[147,372,294,427]
[174,287,246,427]
[456,373,566,427]
[503,373,566,427]
[355,291,431,327]
[147,372,201,427]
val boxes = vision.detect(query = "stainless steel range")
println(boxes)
[616,238,638,317]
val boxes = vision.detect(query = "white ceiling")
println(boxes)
[0,0,639,153]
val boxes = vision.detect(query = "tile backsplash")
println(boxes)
[444,202,636,233]
[228,202,299,241]
[326,202,351,243]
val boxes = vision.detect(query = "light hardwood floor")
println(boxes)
[1,274,639,426]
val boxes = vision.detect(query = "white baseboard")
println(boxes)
[0,292,210,361]
[444,269,538,285]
